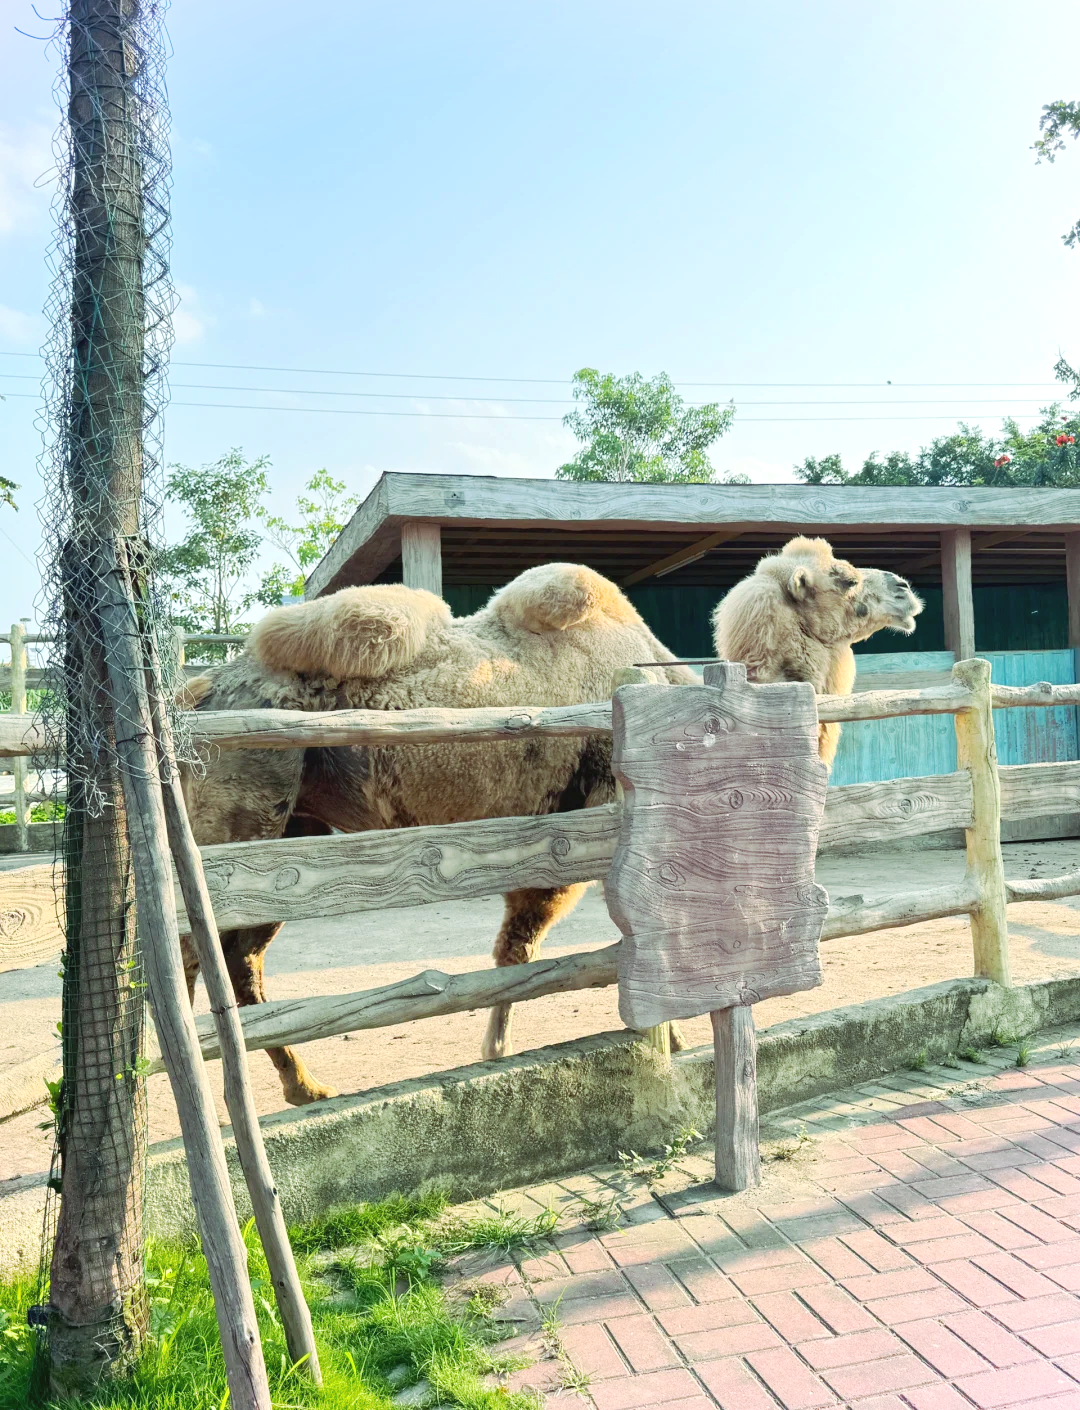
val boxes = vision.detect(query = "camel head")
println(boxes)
[755,536,868,647]
[851,568,923,642]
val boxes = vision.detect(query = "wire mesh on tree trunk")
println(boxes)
[30,0,193,1391]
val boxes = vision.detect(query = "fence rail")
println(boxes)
[4,661,1080,1113]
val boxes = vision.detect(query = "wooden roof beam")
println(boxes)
[621,530,743,588]
[904,529,1039,577]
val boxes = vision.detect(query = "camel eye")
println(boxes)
[833,572,857,591]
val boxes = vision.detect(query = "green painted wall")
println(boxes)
[444,582,1071,658]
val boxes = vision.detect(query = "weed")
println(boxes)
[540,1299,590,1394]
[942,1054,962,1070]
[574,1193,624,1232]
[618,1126,703,1186]
[959,1046,982,1063]
[438,1202,561,1257]
[909,1049,930,1072]
[989,1027,1013,1049]
[767,1123,811,1162]
[1058,1042,1076,1061]
[1015,1043,1032,1068]
[464,1284,509,1318]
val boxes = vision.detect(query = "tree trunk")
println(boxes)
[48,0,150,1387]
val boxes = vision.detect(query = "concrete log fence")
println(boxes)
[4,661,1080,1102]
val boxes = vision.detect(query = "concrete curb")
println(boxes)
[4,971,1080,1270]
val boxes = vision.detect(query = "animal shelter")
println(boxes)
[311,471,1080,802]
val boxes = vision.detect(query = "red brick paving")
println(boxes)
[455,1044,1080,1407]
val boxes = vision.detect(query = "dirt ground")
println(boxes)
[2,836,1079,1187]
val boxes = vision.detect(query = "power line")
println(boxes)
[0,390,1065,423]
[0,376,1068,410]
[0,349,1068,389]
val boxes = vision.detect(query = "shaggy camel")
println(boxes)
[712,536,923,766]
[180,563,697,1105]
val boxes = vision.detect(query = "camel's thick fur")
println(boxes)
[181,563,696,1104]
[712,537,923,766]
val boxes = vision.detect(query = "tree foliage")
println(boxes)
[556,368,744,484]
[159,448,270,654]
[795,406,1080,488]
[1034,100,1080,248]
[256,469,359,605]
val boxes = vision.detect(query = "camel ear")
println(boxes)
[788,566,815,601]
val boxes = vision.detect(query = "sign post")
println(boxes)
[607,661,829,1191]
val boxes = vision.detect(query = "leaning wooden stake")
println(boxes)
[147,654,321,1384]
[95,558,271,1410]
[952,657,1011,987]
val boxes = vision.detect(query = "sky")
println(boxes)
[2,0,1080,628]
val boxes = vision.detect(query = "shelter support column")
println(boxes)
[1065,532,1080,648]
[941,528,975,661]
[401,521,443,597]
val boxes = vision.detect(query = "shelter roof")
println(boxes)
[306,472,1080,596]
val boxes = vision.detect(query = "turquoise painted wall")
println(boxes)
[830,649,1079,785]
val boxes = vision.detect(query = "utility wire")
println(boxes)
[0,349,1067,390]
[0,390,1061,424]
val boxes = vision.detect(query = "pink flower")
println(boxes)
[1057,433,1076,446]
[994,454,1011,467]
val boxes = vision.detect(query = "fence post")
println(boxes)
[10,623,28,852]
[953,657,1010,986]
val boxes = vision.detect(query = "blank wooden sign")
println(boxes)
[606,661,830,1190]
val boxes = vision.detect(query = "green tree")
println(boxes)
[556,368,744,484]
[1034,100,1080,248]
[159,448,270,656]
[794,406,1080,488]
[256,469,359,605]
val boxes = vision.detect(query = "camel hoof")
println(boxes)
[285,1079,339,1106]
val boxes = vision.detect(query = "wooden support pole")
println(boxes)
[401,521,443,597]
[147,655,321,1384]
[711,1005,760,1192]
[952,657,1010,987]
[95,559,271,1410]
[941,528,975,661]
[9,623,28,852]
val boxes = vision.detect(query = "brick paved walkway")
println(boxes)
[441,1020,1080,1410]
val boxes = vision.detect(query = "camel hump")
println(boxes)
[487,563,642,634]
[248,584,451,680]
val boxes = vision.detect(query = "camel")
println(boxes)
[712,536,923,766]
[180,563,697,1105]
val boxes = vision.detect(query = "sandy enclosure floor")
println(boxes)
[2,838,1080,1184]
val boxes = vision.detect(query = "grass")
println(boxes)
[959,1046,982,1063]
[908,1048,930,1072]
[0,1194,553,1410]
[1015,1042,1032,1068]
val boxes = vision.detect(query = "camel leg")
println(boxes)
[220,923,339,1106]
[482,883,589,1060]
